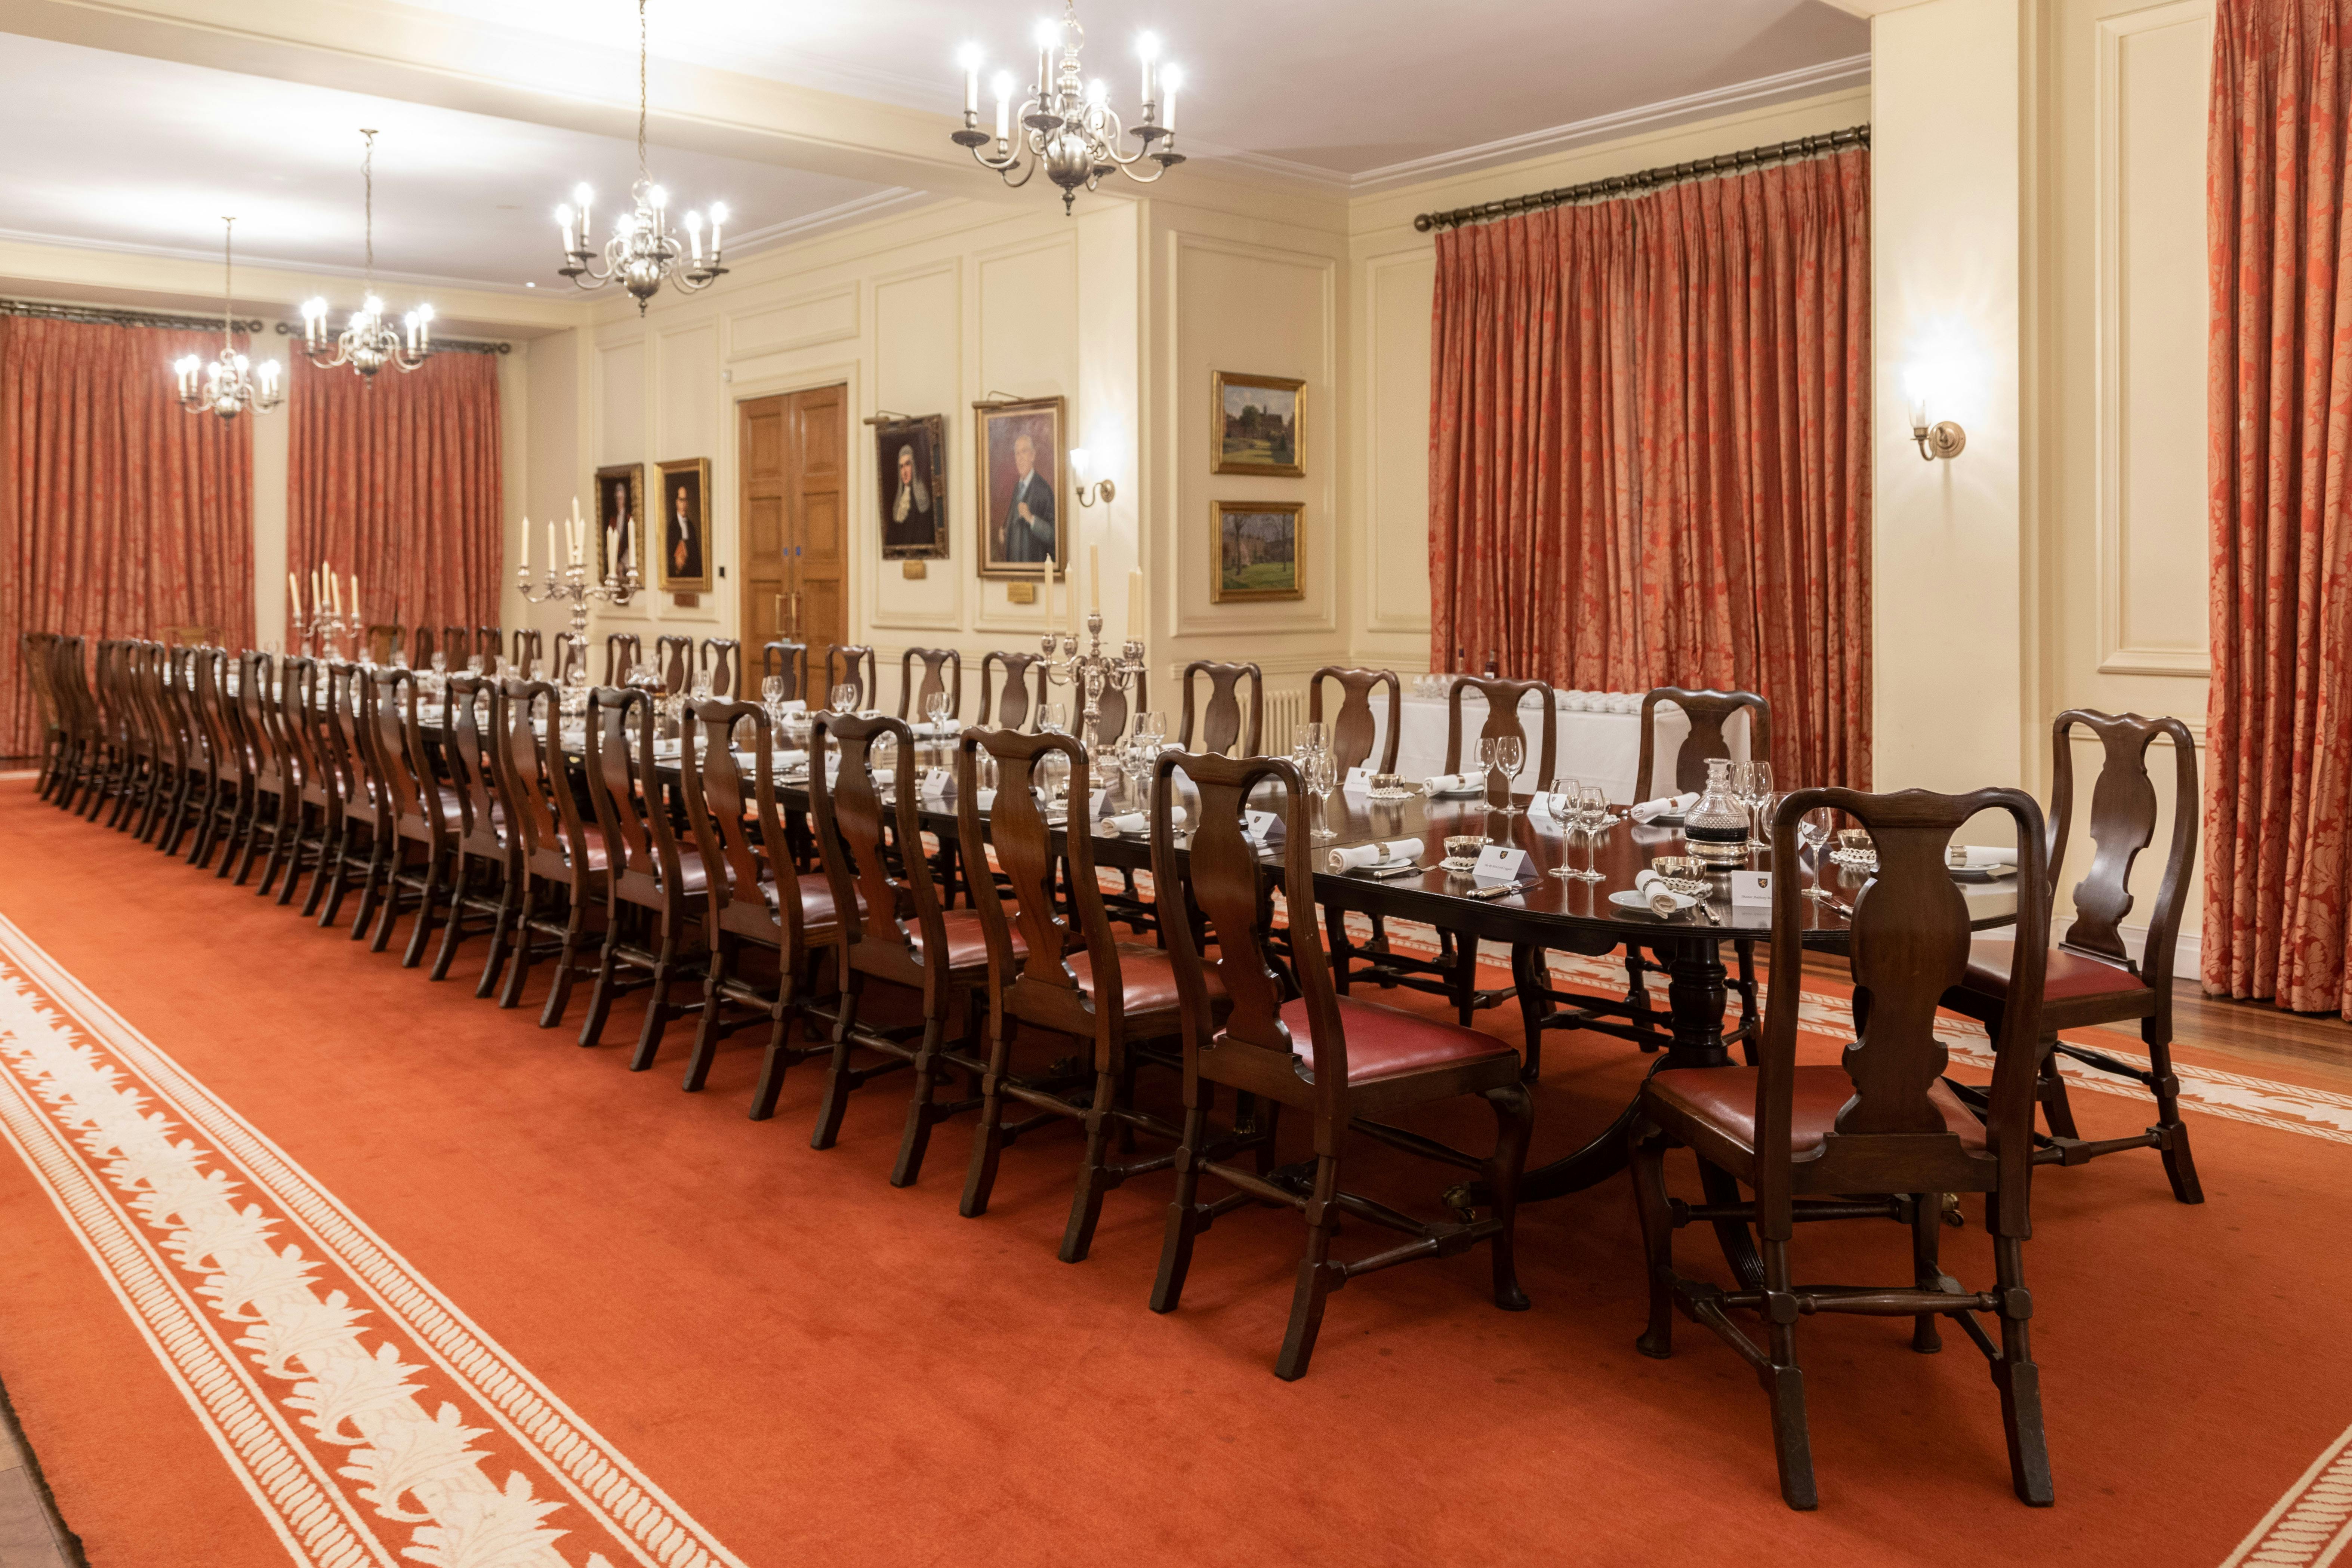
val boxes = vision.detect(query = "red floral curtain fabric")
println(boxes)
[0,314,254,756]
[2205,0,2352,1012]
[1427,147,1872,787]
[287,348,501,635]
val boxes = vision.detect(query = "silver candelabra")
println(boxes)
[1041,610,1146,754]
[517,557,640,671]
[294,603,355,662]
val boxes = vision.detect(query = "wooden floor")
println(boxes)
[0,1389,78,1568]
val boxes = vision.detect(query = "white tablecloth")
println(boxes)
[1367,692,1752,805]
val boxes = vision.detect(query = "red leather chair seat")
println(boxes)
[565,825,610,872]
[765,871,854,927]
[1067,944,1227,1014]
[912,908,1026,970]
[1276,995,1517,1085]
[1961,938,2145,1001]
[1647,1066,1987,1156]
[671,848,712,897]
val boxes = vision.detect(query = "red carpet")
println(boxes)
[1,785,2348,1566]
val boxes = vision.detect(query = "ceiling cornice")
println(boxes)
[1199,52,1872,195]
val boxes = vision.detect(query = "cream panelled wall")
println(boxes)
[1868,0,2213,969]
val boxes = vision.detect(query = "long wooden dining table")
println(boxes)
[558,718,2021,1217]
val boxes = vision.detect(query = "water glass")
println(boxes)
[1799,808,1835,900]
[1547,780,1581,879]
[1295,721,1329,759]
[1734,759,1774,848]
[431,651,447,675]
[1135,711,1166,751]
[1039,701,1068,736]
[1306,750,1338,839]
[829,683,859,715]
[925,691,953,727]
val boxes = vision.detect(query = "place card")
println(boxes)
[1243,808,1281,846]
[1343,766,1373,795]
[919,767,954,802]
[1730,870,1773,908]
[1091,788,1110,820]
[1473,844,1533,883]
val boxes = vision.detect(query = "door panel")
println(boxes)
[736,383,848,671]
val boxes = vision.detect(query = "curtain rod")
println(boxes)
[1412,123,1869,234]
[0,298,265,334]
[269,322,510,355]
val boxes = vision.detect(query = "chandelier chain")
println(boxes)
[220,216,232,349]
[361,129,376,282]
[637,0,649,187]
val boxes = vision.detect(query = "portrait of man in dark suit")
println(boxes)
[976,396,1063,578]
[655,458,712,591]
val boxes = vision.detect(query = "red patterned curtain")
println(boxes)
[288,348,501,635]
[2205,0,2352,1012]
[1427,147,1872,788]
[0,314,255,757]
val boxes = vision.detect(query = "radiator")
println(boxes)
[1261,687,1306,755]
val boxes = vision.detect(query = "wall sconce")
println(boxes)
[1904,370,1966,462]
[1069,446,1116,507]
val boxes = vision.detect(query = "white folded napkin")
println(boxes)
[1946,844,2018,868]
[733,746,809,771]
[1106,807,1189,835]
[1424,773,1478,794]
[1630,791,1699,824]
[1327,838,1423,872]
[912,720,961,738]
[776,699,807,715]
[975,788,997,813]
[1633,869,1699,917]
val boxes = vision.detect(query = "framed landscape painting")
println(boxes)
[1212,500,1304,603]
[1213,371,1305,477]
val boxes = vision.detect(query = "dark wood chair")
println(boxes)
[510,628,544,680]
[265,655,337,909]
[760,639,808,702]
[700,637,740,697]
[604,632,642,687]
[487,677,609,1027]
[578,686,710,1068]
[151,643,211,855]
[477,625,502,668]
[227,649,291,885]
[806,710,999,1184]
[412,626,437,669]
[826,644,879,710]
[978,650,1049,729]
[364,624,405,665]
[309,661,386,932]
[441,625,472,667]
[21,632,64,800]
[679,699,845,1109]
[429,673,517,988]
[654,635,695,693]
[46,634,100,818]
[1632,784,2056,1509]
[1634,686,1773,801]
[1330,673,1556,1031]
[357,667,459,968]
[1940,709,2202,1202]
[551,634,587,687]
[1147,747,1534,1380]
[124,640,178,844]
[898,647,964,722]
[1175,659,1263,757]
[1308,665,1402,775]
[185,646,249,874]
[956,727,1218,1260]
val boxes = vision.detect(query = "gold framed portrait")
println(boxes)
[972,394,1066,580]
[1212,500,1305,603]
[875,413,949,561]
[653,457,713,593]
[593,462,642,585]
[1212,371,1305,477]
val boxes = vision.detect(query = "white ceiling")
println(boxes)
[0,1,1867,298]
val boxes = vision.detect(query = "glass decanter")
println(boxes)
[1683,755,1753,867]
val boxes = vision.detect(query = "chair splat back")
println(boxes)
[957,730,1099,1001]
[684,701,786,925]
[1151,750,1337,1090]
[1758,786,2050,1224]
[978,651,1048,730]
[1177,660,1263,757]
[898,647,963,720]
[810,712,941,971]
[1637,687,1773,797]
[827,645,879,710]
[1443,675,1557,792]
[583,687,683,893]
[2046,709,2197,987]
[493,679,566,863]
[760,640,808,702]
[1309,665,1402,774]
[604,632,642,687]
[701,638,740,698]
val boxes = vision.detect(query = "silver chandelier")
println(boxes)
[951,0,1186,213]
[173,218,282,420]
[299,130,434,380]
[553,0,730,312]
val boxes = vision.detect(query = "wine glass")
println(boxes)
[465,654,485,676]
[829,682,858,715]
[1570,780,1610,881]
[1039,701,1068,736]
[1798,807,1834,901]
[1306,749,1338,839]
[430,650,447,676]
[1295,721,1329,760]
[1734,759,1774,850]
[925,690,953,729]
[1490,734,1526,818]
[1135,710,1166,751]
[1547,779,1581,880]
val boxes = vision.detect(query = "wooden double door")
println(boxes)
[738,384,846,675]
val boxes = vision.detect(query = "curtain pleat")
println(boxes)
[0,315,255,756]
[1426,147,1872,788]
[287,349,502,636]
[2205,0,2352,1014]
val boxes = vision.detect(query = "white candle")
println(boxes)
[1162,65,1182,137]
[349,573,361,625]
[1138,33,1157,112]
[993,72,1014,144]
[327,570,339,615]
[631,512,643,579]
[546,520,557,576]
[288,571,300,617]
[1089,545,1101,614]
[1127,567,1143,637]
[520,515,529,572]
